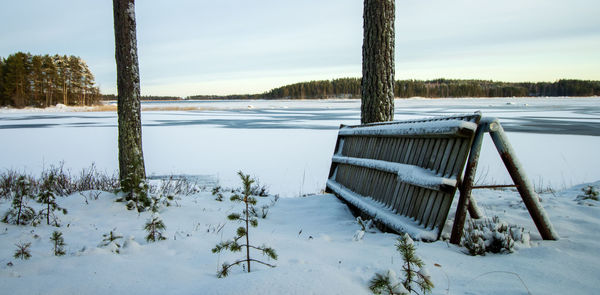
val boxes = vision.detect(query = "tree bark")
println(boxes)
[361,0,395,124]
[113,0,146,186]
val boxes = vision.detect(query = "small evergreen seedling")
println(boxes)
[36,173,68,226]
[462,216,527,255]
[576,185,599,202]
[149,194,175,213]
[116,161,151,212]
[353,216,376,241]
[212,171,277,278]
[3,176,36,225]
[370,269,409,295]
[370,234,433,295]
[212,186,224,201]
[100,229,124,253]
[50,230,66,256]
[144,214,167,242]
[14,241,32,260]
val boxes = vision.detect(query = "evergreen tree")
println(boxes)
[361,0,395,124]
[370,234,433,295]
[113,0,146,204]
[0,58,5,105]
[100,229,124,254]
[3,52,31,107]
[144,214,167,242]
[212,186,224,201]
[55,55,69,105]
[0,52,101,107]
[212,171,277,277]
[2,176,36,225]
[36,172,68,226]
[50,231,66,256]
[41,54,57,107]
[14,241,32,260]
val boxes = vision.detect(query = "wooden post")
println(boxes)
[450,122,486,244]
[487,119,559,240]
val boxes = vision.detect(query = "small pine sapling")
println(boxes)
[2,176,36,225]
[117,162,151,212]
[14,241,32,260]
[36,173,68,226]
[100,229,124,253]
[370,269,409,295]
[212,171,277,278]
[50,230,66,256]
[212,186,224,201]
[149,194,175,213]
[575,185,599,204]
[370,234,433,295]
[462,216,528,256]
[144,214,167,242]
[354,216,377,241]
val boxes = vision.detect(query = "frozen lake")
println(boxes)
[1,97,599,196]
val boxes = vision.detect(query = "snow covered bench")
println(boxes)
[327,113,560,242]
[326,114,481,241]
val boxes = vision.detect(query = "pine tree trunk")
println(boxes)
[361,0,395,124]
[113,0,146,186]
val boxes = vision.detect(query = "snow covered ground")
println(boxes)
[1,97,599,294]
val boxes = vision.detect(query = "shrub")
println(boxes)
[353,216,376,241]
[117,166,150,212]
[462,216,529,256]
[575,185,599,205]
[150,175,198,197]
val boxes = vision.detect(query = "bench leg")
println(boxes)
[488,120,559,240]
[450,122,487,244]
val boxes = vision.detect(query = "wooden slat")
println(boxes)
[422,191,440,228]
[327,113,481,240]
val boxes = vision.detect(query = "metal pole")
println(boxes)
[486,118,559,240]
[450,122,486,244]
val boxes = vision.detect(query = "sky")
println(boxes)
[1,0,599,97]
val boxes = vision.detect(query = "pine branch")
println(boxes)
[247,259,276,268]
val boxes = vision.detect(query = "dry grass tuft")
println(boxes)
[87,104,118,112]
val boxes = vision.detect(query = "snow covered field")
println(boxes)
[1,97,600,294]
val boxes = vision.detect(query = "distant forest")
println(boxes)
[101,94,182,101]
[0,52,102,107]
[4,50,597,107]
[189,78,600,100]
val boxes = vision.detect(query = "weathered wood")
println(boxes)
[327,114,481,240]
[450,122,487,244]
[487,119,559,240]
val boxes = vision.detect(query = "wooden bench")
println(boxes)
[326,113,559,242]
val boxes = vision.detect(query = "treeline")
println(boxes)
[190,78,600,100]
[395,79,600,98]
[0,52,101,108]
[101,94,183,101]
